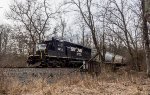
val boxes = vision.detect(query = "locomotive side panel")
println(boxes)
[64,41,82,59]
[64,41,91,60]
[46,40,66,58]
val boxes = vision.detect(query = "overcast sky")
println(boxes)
[0,0,65,24]
[0,0,12,24]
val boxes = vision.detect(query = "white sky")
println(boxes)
[0,0,65,24]
[0,0,12,24]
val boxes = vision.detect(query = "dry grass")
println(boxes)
[0,69,150,95]
[0,54,27,67]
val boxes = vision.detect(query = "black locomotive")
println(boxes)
[27,37,91,67]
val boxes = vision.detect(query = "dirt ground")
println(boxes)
[0,68,150,95]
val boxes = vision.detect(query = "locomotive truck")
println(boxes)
[27,37,91,67]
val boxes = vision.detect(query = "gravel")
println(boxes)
[0,68,77,83]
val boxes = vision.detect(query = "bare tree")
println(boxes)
[75,18,86,46]
[60,16,66,40]
[104,0,142,70]
[0,25,11,55]
[80,22,85,46]
[7,0,59,54]
[69,0,103,62]
[11,25,30,54]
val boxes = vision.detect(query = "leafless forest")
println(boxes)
[0,0,150,94]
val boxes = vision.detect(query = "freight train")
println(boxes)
[27,37,91,67]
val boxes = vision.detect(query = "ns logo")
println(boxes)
[70,47,82,56]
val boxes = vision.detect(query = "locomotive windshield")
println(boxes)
[36,43,46,51]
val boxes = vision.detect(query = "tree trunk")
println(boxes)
[142,0,150,76]
[0,33,2,54]
[82,25,85,46]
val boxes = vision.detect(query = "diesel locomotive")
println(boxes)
[27,37,91,67]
